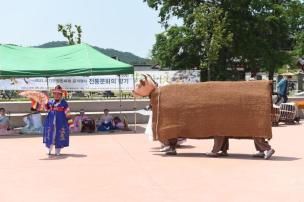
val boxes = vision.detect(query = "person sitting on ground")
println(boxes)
[73,109,89,133]
[112,116,130,130]
[81,118,96,133]
[97,109,114,132]
[0,108,14,135]
[20,107,43,135]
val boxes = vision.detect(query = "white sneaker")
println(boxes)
[219,151,229,156]
[55,148,61,156]
[165,148,177,155]
[206,152,219,157]
[264,149,275,160]
[252,151,265,158]
[159,146,171,152]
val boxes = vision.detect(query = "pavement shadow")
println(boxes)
[274,122,302,128]
[40,153,87,160]
[153,153,301,161]
[0,134,42,139]
[150,145,195,152]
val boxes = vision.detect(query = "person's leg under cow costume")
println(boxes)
[253,138,275,159]
[206,137,229,157]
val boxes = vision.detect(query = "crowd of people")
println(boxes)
[0,86,130,138]
[73,108,129,133]
[0,107,128,136]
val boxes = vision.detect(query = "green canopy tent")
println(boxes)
[0,43,137,131]
[0,43,133,77]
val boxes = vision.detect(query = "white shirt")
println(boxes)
[101,114,113,124]
[31,113,42,129]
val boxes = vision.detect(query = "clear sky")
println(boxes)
[0,0,166,58]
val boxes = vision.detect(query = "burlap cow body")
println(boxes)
[133,76,273,142]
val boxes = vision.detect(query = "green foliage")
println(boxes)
[144,0,210,27]
[58,24,82,45]
[145,0,304,80]
[249,1,291,79]
[294,31,304,57]
[151,4,232,73]
[152,26,201,69]
[191,5,233,71]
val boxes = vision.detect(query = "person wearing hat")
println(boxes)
[43,85,73,156]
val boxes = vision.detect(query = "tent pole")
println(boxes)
[118,75,122,115]
[133,74,137,133]
[46,77,49,90]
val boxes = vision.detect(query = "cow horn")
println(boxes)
[142,74,148,80]
[147,74,158,86]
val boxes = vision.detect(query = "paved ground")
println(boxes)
[0,124,303,202]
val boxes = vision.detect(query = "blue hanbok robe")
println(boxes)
[43,99,73,149]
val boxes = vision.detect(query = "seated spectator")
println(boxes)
[97,109,114,132]
[20,107,43,135]
[0,108,14,135]
[81,118,96,133]
[73,109,89,133]
[112,116,130,130]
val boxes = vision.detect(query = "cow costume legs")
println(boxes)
[253,138,275,159]
[206,137,229,157]
[161,138,177,155]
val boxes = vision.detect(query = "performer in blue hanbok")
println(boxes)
[43,85,73,156]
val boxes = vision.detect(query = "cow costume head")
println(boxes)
[132,74,158,98]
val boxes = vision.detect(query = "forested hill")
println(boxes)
[36,41,151,65]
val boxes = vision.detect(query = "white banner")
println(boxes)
[134,70,200,85]
[0,78,48,91]
[0,70,200,91]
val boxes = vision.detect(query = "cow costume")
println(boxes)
[133,75,275,159]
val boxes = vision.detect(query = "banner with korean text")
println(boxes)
[0,70,200,91]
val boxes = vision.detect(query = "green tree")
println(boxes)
[58,24,82,45]
[294,32,304,57]
[287,1,304,61]
[152,26,201,69]
[249,1,290,79]
[151,5,232,80]
[145,0,304,80]
[191,5,233,80]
